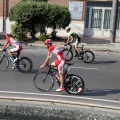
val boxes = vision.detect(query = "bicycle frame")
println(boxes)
[43,66,60,81]
[69,44,76,54]
[2,51,14,64]
[42,64,70,82]
[66,43,84,55]
[1,50,20,68]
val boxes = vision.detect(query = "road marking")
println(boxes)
[0,91,119,104]
[71,66,99,70]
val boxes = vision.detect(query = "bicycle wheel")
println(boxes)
[17,57,33,73]
[62,49,73,61]
[0,55,9,71]
[82,50,95,63]
[33,72,54,92]
[64,74,85,94]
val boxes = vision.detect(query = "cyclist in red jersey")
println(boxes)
[0,32,23,62]
[40,39,66,92]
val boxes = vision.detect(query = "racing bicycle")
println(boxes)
[62,43,95,63]
[33,63,85,94]
[0,49,33,73]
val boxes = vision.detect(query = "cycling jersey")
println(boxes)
[68,31,81,47]
[48,45,65,60]
[6,37,23,53]
[48,45,66,73]
[68,31,79,38]
[6,37,22,47]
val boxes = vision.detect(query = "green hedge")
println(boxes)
[9,1,71,39]
[11,22,27,41]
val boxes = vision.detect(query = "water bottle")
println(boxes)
[55,74,59,80]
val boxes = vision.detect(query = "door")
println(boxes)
[102,8,111,37]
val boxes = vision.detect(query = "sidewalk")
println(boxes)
[1,32,120,51]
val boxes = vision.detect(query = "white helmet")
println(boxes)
[65,26,71,31]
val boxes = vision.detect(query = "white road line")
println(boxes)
[0,91,119,104]
[71,66,99,70]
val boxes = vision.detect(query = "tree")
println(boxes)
[22,0,47,2]
[9,1,71,39]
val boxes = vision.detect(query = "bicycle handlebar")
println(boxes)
[0,48,7,52]
[3,49,7,52]
[64,42,71,46]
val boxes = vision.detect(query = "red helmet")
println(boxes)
[44,39,52,45]
[6,31,12,36]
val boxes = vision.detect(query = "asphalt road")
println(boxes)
[0,47,120,108]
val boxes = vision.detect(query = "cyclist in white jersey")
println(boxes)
[0,32,23,61]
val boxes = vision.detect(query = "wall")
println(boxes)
[48,0,86,21]
[0,0,20,16]
[0,0,85,35]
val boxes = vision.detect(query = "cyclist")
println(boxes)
[65,26,81,57]
[40,39,66,92]
[0,32,23,63]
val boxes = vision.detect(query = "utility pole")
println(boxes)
[110,0,119,43]
[3,0,5,32]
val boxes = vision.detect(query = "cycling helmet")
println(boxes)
[6,31,12,36]
[65,26,71,31]
[44,39,52,45]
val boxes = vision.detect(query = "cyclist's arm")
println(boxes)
[1,42,10,51]
[66,36,71,44]
[40,52,52,68]
[42,56,51,67]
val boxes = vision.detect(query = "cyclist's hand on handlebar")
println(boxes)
[0,49,3,52]
[40,63,49,69]
[64,44,67,46]
[40,64,45,69]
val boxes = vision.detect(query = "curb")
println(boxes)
[0,96,120,111]
[0,96,120,119]
[1,41,120,50]
[21,42,120,51]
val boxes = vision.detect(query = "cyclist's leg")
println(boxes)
[16,46,23,57]
[57,59,66,91]
[9,46,22,63]
[8,47,18,58]
[75,38,80,54]
[77,37,82,56]
[72,43,77,57]
[51,60,65,92]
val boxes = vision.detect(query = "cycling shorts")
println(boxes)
[72,37,81,47]
[51,59,66,73]
[9,46,23,53]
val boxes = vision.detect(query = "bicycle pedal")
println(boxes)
[12,66,15,70]
[74,54,77,57]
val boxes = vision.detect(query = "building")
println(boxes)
[0,0,120,38]
[85,0,120,38]
[0,0,86,20]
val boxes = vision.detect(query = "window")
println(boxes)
[103,9,111,29]
[91,9,102,29]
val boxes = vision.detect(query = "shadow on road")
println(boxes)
[73,60,117,65]
[30,69,39,74]
[93,60,117,65]
[82,89,120,98]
